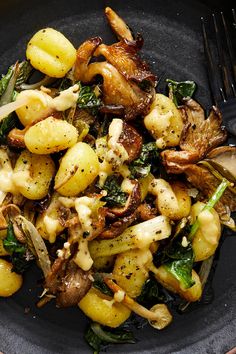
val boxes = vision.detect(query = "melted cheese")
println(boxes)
[51,84,79,111]
[73,238,93,271]
[97,119,129,186]
[43,215,61,244]
[75,197,93,235]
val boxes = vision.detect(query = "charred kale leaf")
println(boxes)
[129,142,159,178]
[3,223,34,274]
[166,79,196,107]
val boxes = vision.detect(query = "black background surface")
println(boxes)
[0,1,235,353]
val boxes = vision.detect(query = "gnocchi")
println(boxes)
[190,202,221,262]
[144,93,183,149]
[26,28,77,78]
[13,150,55,200]
[149,179,191,220]
[0,259,23,297]
[78,287,131,328]
[154,265,202,302]
[16,90,53,127]
[54,142,99,196]
[24,116,78,154]
[113,248,152,298]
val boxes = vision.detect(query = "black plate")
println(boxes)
[0,1,235,353]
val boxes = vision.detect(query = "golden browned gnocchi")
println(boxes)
[24,116,78,154]
[13,150,55,200]
[190,202,221,262]
[144,93,183,149]
[26,28,77,78]
[16,90,53,127]
[54,142,99,196]
[149,179,191,220]
[154,265,202,302]
[78,287,131,328]
[113,248,152,298]
[0,259,23,297]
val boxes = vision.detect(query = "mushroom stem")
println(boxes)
[104,277,162,321]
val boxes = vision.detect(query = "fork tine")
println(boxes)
[201,17,222,105]
[212,13,233,100]
[233,9,236,25]
[221,11,236,94]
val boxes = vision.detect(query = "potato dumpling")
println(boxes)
[26,28,76,78]
[113,248,152,298]
[150,179,191,220]
[0,259,23,297]
[24,116,78,154]
[144,93,183,149]
[78,287,131,328]
[154,265,202,302]
[13,150,55,200]
[55,142,99,197]
[190,202,221,262]
[16,90,53,127]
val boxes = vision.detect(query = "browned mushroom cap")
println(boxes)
[118,122,142,162]
[137,202,158,221]
[0,204,21,230]
[74,37,102,82]
[94,36,156,84]
[109,180,141,217]
[161,101,227,174]
[56,260,92,307]
[105,7,134,41]
[99,211,138,239]
[45,257,92,308]
[7,128,26,148]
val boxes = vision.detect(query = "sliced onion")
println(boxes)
[15,215,51,276]
[0,97,29,121]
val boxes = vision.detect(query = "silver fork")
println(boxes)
[201,9,236,137]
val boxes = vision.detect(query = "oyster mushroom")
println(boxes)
[161,100,227,174]
[205,146,236,182]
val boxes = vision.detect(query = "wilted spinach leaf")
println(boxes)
[77,82,101,116]
[102,175,127,207]
[137,276,172,306]
[3,223,34,274]
[129,142,159,178]
[164,242,195,289]
[0,66,14,97]
[93,273,113,297]
[85,322,135,354]
[166,79,196,107]
[0,114,18,144]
